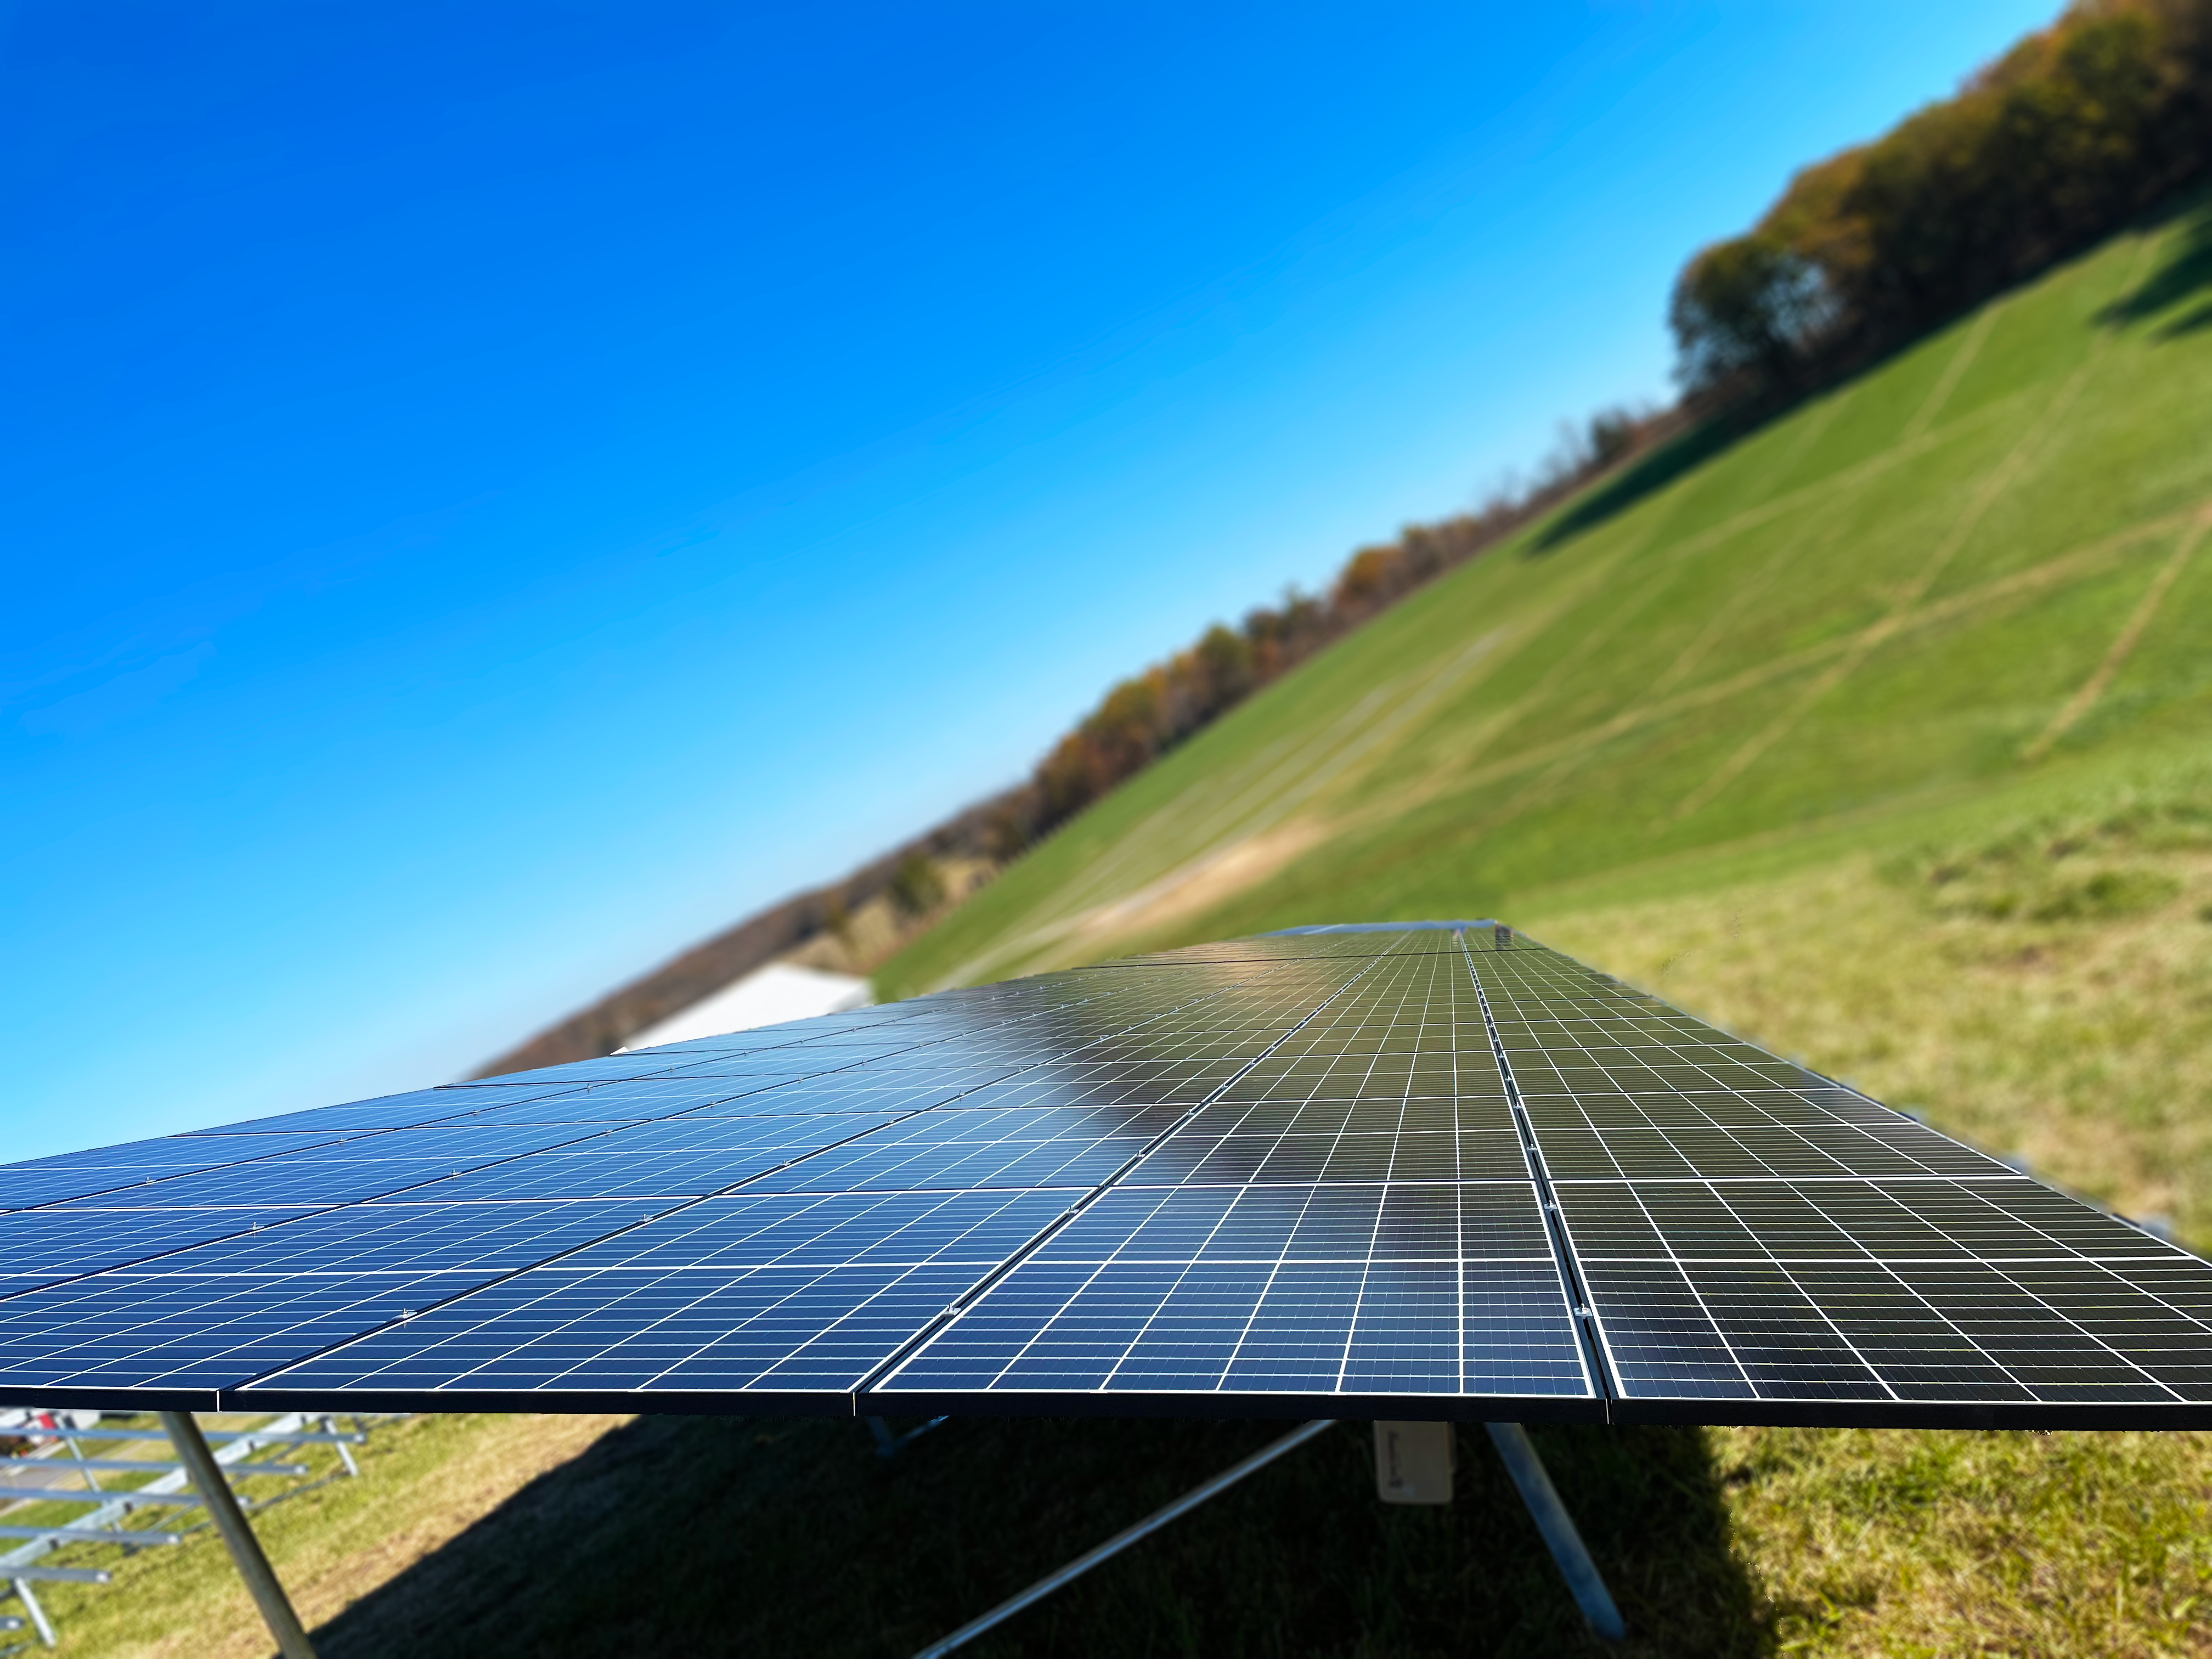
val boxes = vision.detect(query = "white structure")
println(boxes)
[619,961,872,1049]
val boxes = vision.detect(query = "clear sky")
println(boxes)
[4,0,2056,1158]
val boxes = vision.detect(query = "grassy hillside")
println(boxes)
[882,195,2212,1005]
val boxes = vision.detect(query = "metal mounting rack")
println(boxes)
[0,1410,388,1654]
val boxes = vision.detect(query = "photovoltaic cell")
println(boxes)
[1,923,2207,1425]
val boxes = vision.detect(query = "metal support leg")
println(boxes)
[156,1412,318,1659]
[1484,1423,1626,1642]
[332,1419,359,1478]
[8,1579,54,1649]
[913,1419,1336,1658]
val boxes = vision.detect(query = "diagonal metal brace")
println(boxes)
[1485,1423,1626,1641]
[5,1579,53,1648]
[912,1419,1336,1658]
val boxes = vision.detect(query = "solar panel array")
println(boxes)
[3,924,2208,1426]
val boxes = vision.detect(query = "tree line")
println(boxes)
[1673,0,2211,392]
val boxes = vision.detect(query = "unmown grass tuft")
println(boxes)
[1893,786,2211,924]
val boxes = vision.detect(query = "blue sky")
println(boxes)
[4,0,2055,1156]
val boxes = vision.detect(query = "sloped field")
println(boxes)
[883,196,2212,1006]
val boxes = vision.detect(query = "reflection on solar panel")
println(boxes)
[4,924,2208,1426]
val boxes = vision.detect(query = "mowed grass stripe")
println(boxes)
[2025,506,2212,762]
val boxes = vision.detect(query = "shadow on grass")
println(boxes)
[312,1415,1770,1658]
[1531,417,1752,556]
[1541,187,2212,557]
[2097,190,2212,339]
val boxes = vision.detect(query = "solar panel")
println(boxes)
[3,924,2208,1426]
